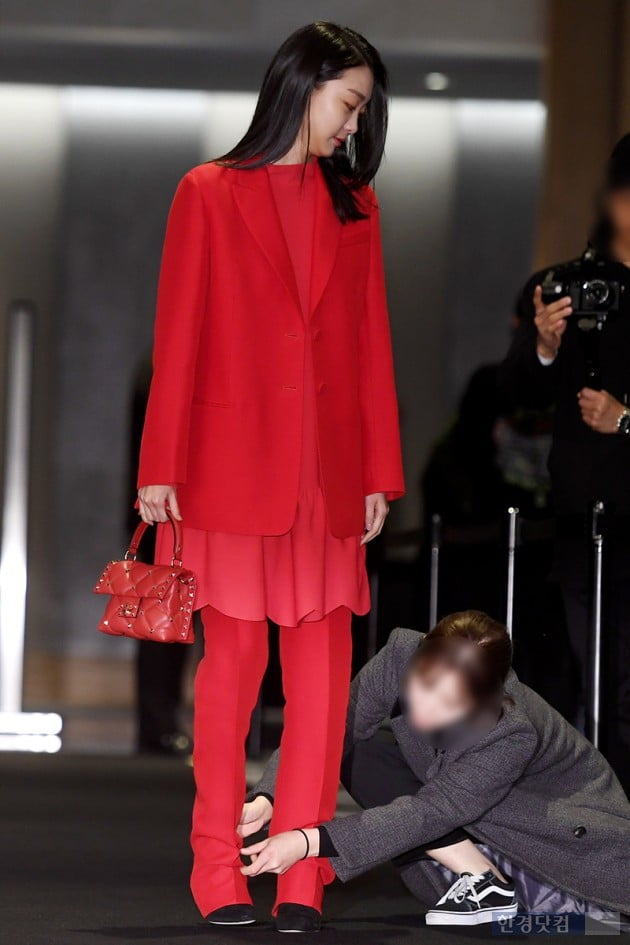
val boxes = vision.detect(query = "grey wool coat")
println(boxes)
[253,628,630,914]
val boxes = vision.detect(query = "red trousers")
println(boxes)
[190,604,352,917]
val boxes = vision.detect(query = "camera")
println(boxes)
[540,249,627,389]
[540,248,624,319]
[541,277,622,317]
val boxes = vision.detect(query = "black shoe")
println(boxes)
[275,903,322,933]
[425,870,518,926]
[205,904,256,926]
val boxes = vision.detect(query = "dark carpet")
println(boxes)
[1,755,618,945]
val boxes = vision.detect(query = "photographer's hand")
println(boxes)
[533,285,572,360]
[578,388,625,433]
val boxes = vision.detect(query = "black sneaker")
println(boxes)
[275,903,322,933]
[205,904,256,926]
[425,870,518,926]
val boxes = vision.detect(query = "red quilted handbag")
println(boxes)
[93,511,197,643]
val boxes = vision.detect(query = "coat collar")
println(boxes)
[309,161,343,314]
[230,161,342,319]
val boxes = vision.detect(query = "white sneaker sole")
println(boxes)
[207,917,256,926]
[426,902,518,926]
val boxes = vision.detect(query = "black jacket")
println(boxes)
[498,257,630,516]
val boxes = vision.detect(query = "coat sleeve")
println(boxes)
[247,628,414,802]
[358,197,405,500]
[323,724,538,882]
[137,171,210,488]
[342,626,413,756]
[497,272,559,414]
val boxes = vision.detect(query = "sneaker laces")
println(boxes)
[445,872,485,905]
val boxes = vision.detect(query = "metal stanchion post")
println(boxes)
[505,508,519,640]
[429,514,441,629]
[586,500,605,748]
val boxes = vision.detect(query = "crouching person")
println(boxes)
[239,611,630,928]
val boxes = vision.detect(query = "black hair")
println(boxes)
[590,133,630,252]
[214,21,388,222]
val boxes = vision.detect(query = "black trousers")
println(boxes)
[340,729,470,868]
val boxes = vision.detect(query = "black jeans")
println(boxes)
[340,728,470,868]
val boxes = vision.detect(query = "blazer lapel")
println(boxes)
[310,162,342,315]
[231,166,302,316]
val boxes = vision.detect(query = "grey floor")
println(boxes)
[2,754,621,945]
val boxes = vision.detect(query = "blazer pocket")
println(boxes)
[192,398,233,408]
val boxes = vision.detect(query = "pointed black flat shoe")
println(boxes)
[205,904,256,926]
[275,903,321,933]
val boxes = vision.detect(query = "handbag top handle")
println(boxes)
[125,508,183,568]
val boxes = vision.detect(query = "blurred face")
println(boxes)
[307,65,373,158]
[404,663,476,732]
[606,187,630,254]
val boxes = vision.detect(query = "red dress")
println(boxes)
[155,160,370,628]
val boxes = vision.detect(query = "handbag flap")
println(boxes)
[93,559,194,599]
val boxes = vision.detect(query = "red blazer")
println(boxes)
[138,161,404,538]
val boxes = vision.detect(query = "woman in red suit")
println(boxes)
[137,21,404,933]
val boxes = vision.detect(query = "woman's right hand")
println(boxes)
[137,484,182,524]
[533,285,573,360]
[237,796,274,839]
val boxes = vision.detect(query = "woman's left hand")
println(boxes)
[240,829,319,877]
[578,388,625,433]
[361,493,389,545]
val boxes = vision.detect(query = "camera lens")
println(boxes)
[583,279,609,307]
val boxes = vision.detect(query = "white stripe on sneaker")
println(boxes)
[426,903,519,927]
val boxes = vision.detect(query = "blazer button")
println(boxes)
[318,383,327,394]
[573,825,586,838]
[313,328,321,341]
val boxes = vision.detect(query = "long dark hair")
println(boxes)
[215,22,389,222]
[410,610,513,709]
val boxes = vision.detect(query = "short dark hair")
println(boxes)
[590,132,630,251]
[410,610,512,707]
[215,21,389,222]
